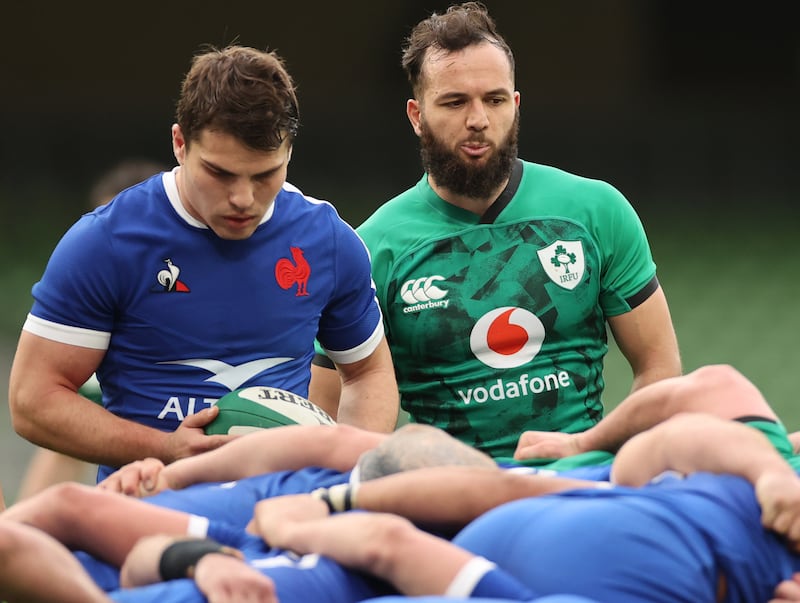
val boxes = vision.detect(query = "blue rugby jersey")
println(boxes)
[25,171,382,479]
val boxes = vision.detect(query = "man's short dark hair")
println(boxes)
[176,45,300,151]
[401,2,515,97]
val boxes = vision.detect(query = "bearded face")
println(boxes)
[419,109,519,201]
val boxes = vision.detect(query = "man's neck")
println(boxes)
[428,176,510,216]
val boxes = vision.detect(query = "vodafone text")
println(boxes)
[457,371,571,405]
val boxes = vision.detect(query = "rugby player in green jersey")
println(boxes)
[311,2,681,459]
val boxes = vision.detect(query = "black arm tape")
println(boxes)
[159,538,231,581]
[311,352,336,370]
[625,275,659,309]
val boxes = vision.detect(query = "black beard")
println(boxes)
[419,112,519,201]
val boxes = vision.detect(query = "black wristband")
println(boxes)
[159,538,234,581]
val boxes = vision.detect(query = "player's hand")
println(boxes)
[770,572,800,602]
[166,405,236,462]
[790,432,800,456]
[194,553,277,603]
[514,430,582,460]
[98,458,169,497]
[756,471,800,551]
[248,494,329,542]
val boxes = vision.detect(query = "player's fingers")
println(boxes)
[96,474,122,493]
[764,507,800,554]
[127,459,165,495]
[772,575,800,601]
[181,405,220,428]
[101,464,146,496]
[199,434,238,453]
[514,441,563,460]
[515,430,542,447]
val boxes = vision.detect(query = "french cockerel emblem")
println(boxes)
[275,246,311,296]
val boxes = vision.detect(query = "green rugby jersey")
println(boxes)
[358,160,657,457]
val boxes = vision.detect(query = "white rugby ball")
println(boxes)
[205,386,335,436]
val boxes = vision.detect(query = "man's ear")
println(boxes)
[171,124,186,164]
[406,99,423,137]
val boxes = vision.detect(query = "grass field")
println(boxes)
[602,202,799,428]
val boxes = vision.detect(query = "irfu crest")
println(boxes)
[536,240,585,290]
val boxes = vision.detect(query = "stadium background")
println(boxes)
[1,1,798,502]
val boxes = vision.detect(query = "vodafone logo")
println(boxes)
[470,307,545,369]
[400,276,448,304]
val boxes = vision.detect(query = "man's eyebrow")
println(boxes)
[202,159,284,178]
[436,87,512,100]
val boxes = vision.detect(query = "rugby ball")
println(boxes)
[205,386,336,436]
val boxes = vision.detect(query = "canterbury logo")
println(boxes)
[275,247,311,296]
[400,276,448,304]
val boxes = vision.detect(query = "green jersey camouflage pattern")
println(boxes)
[357,160,657,457]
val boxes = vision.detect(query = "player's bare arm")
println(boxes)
[515,364,778,460]
[10,332,234,469]
[308,361,342,419]
[611,412,800,548]
[335,337,399,432]
[607,285,682,394]
[611,412,795,487]
[260,465,597,534]
[100,423,386,496]
[254,507,478,597]
[1,482,194,567]
[120,534,277,602]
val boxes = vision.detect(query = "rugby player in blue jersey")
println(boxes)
[9,44,399,483]
[254,413,800,603]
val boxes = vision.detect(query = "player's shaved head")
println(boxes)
[356,423,496,481]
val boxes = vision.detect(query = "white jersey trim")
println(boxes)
[445,556,497,597]
[324,320,384,365]
[23,314,110,350]
[163,168,276,228]
[186,514,210,538]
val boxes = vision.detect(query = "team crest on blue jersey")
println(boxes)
[155,258,190,293]
[536,240,585,290]
[275,246,311,296]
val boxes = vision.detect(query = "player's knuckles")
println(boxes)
[773,511,793,535]
[97,475,120,491]
[789,519,800,546]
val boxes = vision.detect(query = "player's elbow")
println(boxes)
[7,382,41,441]
[354,514,418,577]
[672,364,775,420]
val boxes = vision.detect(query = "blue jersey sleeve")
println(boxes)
[315,214,383,363]
[30,211,120,333]
[471,566,539,600]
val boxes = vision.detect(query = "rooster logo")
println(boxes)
[156,258,190,293]
[275,247,311,296]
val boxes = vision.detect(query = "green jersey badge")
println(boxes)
[536,240,585,290]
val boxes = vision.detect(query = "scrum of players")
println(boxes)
[4,3,799,603]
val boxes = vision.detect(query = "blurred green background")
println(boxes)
[1,1,798,500]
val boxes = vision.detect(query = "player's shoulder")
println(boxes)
[278,181,358,229]
[520,160,624,199]
[89,172,168,224]
[356,177,433,242]
[280,182,338,212]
